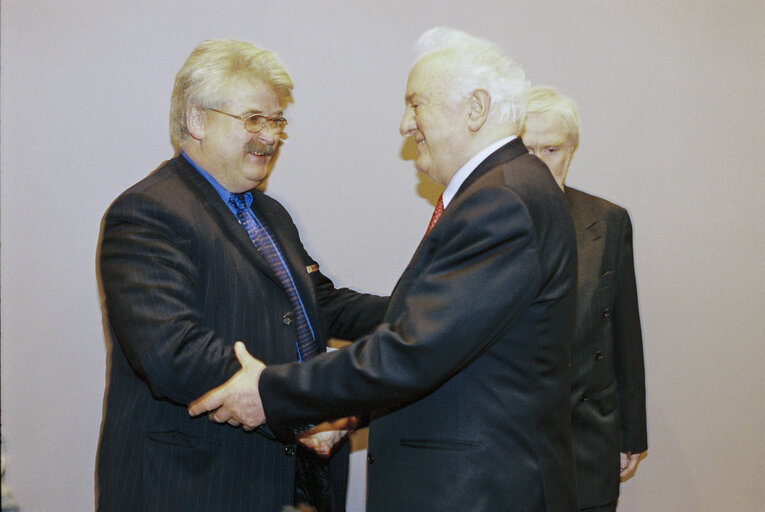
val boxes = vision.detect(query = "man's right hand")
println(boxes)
[188,341,267,429]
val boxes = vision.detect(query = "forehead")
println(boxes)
[220,78,282,113]
[405,54,450,100]
[523,111,571,145]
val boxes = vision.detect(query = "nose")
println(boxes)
[257,124,279,144]
[399,107,415,137]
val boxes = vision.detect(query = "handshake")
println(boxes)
[188,342,358,457]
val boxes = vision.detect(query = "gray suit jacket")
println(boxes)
[96,155,386,512]
[260,139,580,512]
[565,187,647,508]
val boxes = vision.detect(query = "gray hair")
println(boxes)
[526,86,580,147]
[412,27,529,132]
[169,39,293,149]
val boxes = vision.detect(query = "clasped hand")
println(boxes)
[188,341,356,456]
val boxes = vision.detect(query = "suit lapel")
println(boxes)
[174,157,323,348]
[172,157,282,285]
[397,139,531,298]
[565,188,606,318]
[455,137,529,200]
[250,191,324,344]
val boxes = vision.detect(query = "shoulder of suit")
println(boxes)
[251,189,289,215]
[107,156,216,220]
[116,155,193,196]
[565,186,629,216]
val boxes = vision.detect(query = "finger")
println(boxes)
[188,387,226,416]
[620,454,638,478]
[208,409,231,424]
[233,341,255,368]
[298,437,318,450]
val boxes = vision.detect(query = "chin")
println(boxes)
[415,158,430,175]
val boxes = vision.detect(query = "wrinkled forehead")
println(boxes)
[406,53,454,101]
[217,78,283,113]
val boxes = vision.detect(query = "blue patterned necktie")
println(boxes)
[229,193,318,361]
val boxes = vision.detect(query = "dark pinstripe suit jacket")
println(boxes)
[259,139,580,512]
[96,156,386,512]
[564,187,647,508]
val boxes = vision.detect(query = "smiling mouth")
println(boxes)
[245,141,276,157]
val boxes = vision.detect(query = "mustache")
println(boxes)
[245,140,276,156]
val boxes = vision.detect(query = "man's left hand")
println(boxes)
[620,451,646,481]
[188,341,266,429]
[297,417,360,457]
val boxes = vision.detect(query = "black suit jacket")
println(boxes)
[565,187,647,508]
[260,139,580,512]
[96,156,386,512]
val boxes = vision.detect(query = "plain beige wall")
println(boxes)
[2,1,763,510]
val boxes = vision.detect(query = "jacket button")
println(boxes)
[601,308,611,319]
[284,446,295,457]
[282,312,293,325]
[594,352,604,361]
[367,454,375,464]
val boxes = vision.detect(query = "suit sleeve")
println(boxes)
[255,192,389,342]
[99,192,240,404]
[260,185,544,441]
[314,272,388,340]
[612,210,648,452]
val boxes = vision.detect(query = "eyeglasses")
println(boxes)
[204,107,288,134]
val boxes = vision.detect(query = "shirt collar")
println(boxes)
[441,136,516,208]
[181,151,252,207]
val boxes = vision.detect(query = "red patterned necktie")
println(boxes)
[425,194,444,237]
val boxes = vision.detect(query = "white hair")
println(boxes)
[526,86,580,147]
[412,27,529,132]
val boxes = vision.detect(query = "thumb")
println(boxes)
[233,341,254,367]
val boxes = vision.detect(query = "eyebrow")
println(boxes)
[240,109,284,117]
[405,93,420,104]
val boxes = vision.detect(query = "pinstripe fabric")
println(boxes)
[96,156,387,512]
[229,193,318,361]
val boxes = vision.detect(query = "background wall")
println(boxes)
[1,1,763,510]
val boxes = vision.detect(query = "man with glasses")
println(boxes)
[190,28,579,512]
[96,39,386,512]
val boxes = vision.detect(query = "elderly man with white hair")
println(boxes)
[522,86,647,512]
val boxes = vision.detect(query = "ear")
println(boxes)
[467,89,491,131]
[186,104,206,141]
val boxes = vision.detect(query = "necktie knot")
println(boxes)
[229,193,247,212]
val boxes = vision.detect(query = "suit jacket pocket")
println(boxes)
[598,271,615,310]
[400,438,481,451]
[589,381,618,416]
[142,430,222,511]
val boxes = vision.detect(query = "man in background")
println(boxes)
[521,85,648,511]
[191,27,579,512]
[96,38,386,512]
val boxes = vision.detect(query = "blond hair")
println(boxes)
[169,39,293,149]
